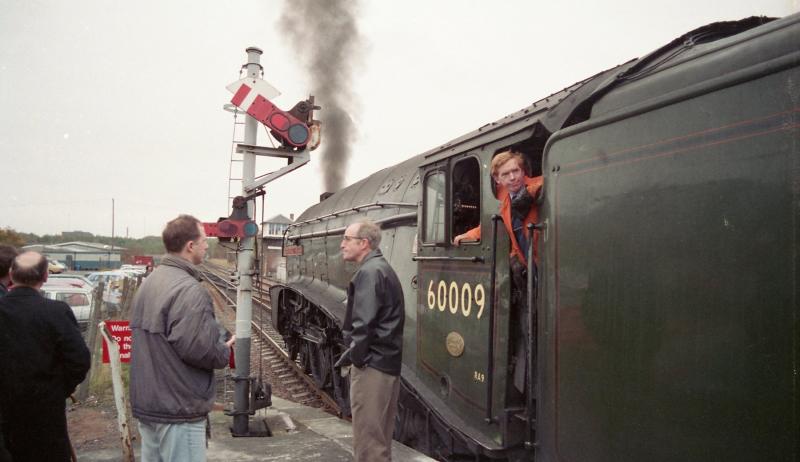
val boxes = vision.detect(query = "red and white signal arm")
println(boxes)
[226,77,281,106]
[218,219,259,238]
[204,220,258,239]
[226,77,311,148]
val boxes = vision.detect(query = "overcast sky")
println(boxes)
[1,0,796,238]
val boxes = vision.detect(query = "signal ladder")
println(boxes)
[226,109,246,214]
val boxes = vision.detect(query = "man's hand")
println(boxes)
[225,335,236,348]
[453,234,476,246]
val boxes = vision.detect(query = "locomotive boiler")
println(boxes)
[270,14,799,461]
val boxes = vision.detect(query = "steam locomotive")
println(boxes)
[270,13,799,461]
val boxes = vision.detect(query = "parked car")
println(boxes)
[47,259,66,274]
[86,270,131,286]
[119,264,147,277]
[47,274,93,289]
[41,284,94,330]
[86,270,132,306]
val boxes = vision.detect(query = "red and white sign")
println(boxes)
[226,77,280,110]
[133,255,154,266]
[102,320,132,363]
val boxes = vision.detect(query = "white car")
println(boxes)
[86,271,132,305]
[42,284,94,330]
[120,264,147,275]
[47,274,93,289]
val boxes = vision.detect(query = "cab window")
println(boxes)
[451,157,481,242]
[423,171,446,243]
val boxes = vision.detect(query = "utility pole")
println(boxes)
[231,46,262,437]
[112,198,115,267]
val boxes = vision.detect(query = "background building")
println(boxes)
[23,241,124,270]
[261,214,293,281]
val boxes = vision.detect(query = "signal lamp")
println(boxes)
[288,124,310,145]
[269,113,290,130]
[218,220,239,237]
[242,220,259,237]
[204,219,258,241]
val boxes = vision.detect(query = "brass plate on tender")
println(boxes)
[446,332,465,357]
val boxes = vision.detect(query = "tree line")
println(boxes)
[0,227,227,261]
[0,227,165,257]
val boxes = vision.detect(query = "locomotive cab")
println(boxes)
[414,132,547,453]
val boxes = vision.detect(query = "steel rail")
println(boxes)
[198,263,342,415]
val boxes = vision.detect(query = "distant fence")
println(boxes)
[76,275,143,401]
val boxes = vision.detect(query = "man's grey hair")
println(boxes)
[354,220,381,250]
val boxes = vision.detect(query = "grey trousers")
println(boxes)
[349,366,401,462]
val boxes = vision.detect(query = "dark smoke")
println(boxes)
[279,0,364,193]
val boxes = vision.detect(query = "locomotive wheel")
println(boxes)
[299,342,313,374]
[287,337,300,362]
[305,341,328,388]
[317,345,333,387]
[332,366,351,417]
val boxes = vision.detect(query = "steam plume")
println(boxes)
[279,0,364,193]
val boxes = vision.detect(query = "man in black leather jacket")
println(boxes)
[337,220,404,462]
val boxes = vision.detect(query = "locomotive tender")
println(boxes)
[270,14,799,461]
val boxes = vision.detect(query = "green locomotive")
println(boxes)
[270,13,799,461]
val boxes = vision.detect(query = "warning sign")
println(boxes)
[102,320,132,363]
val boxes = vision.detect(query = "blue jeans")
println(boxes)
[138,419,207,462]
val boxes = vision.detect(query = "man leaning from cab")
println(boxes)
[453,149,543,268]
[452,149,542,394]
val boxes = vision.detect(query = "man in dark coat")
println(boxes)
[0,251,91,461]
[0,245,18,296]
[0,244,17,462]
[337,220,405,462]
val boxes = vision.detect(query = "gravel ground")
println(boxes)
[68,395,137,454]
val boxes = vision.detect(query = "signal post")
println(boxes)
[203,47,319,437]
[231,46,261,437]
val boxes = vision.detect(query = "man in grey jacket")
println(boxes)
[338,220,404,462]
[130,215,234,461]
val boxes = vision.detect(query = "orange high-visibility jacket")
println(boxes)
[461,175,543,266]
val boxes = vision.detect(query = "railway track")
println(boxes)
[198,261,341,416]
